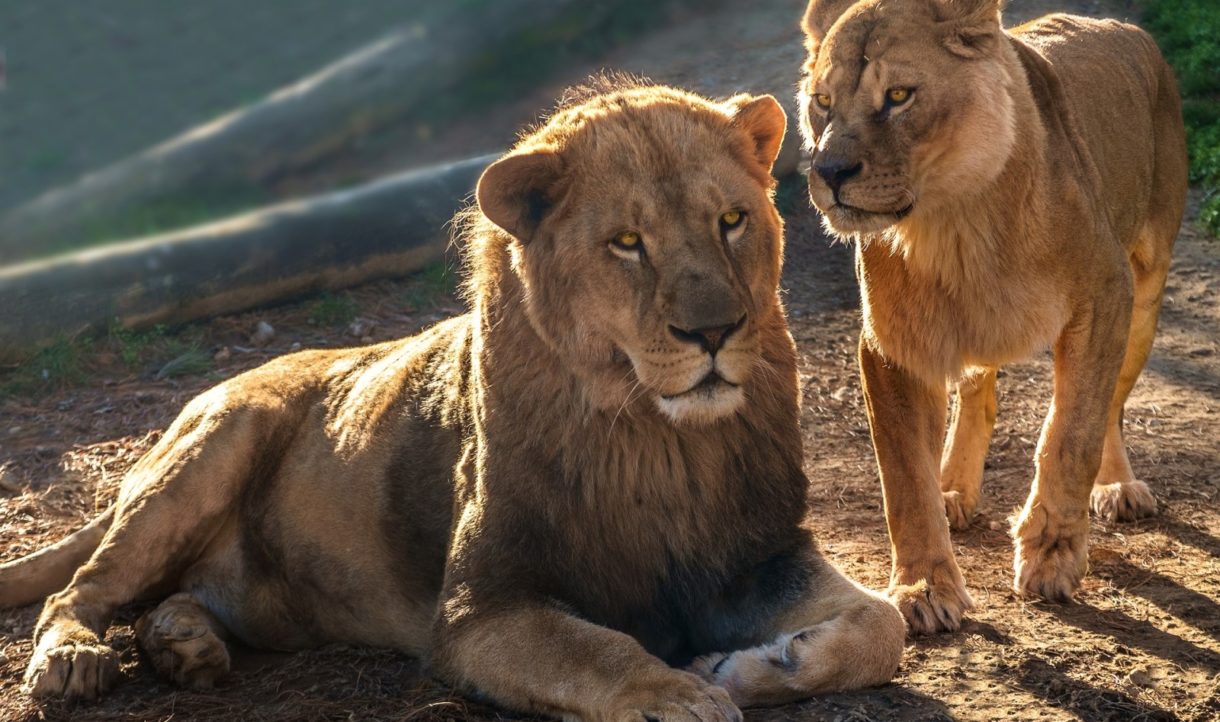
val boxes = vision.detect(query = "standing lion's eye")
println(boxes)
[719,210,748,243]
[814,93,832,111]
[720,211,744,228]
[886,87,912,105]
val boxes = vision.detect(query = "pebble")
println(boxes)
[989,520,1004,531]
[213,346,232,362]
[347,318,376,338]
[1127,668,1154,688]
[831,386,853,402]
[290,342,302,352]
[250,321,276,346]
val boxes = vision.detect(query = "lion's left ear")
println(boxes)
[932,0,1003,58]
[727,94,788,175]
[476,148,563,241]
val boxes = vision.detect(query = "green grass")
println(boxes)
[1144,0,1220,235]
[309,292,360,327]
[401,261,458,310]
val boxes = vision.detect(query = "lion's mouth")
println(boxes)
[834,201,913,219]
[661,371,738,400]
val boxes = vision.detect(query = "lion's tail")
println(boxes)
[0,507,114,608]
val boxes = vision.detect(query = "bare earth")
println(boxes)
[0,192,1216,721]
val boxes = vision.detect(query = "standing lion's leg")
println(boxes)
[858,336,972,634]
[136,592,231,689]
[1090,243,1169,522]
[24,388,268,700]
[689,555,904,707]
[1013,277,1131,601]
[941,367,998,530]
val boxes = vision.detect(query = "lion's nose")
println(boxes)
[668,315,747,355]
[813,156,863,191]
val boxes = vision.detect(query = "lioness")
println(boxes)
[797,0,1188,633]
[2,81,904,718]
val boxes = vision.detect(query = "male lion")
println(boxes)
[796,0,1188,633]
[2,81,904,718]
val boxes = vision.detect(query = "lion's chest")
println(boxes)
[857,242,1068,381]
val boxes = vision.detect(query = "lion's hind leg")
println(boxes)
[1091,232,1172,523]
[941,367,998,530]
[690,555,904,707]
[136,592,231,689]
[24,387,275,700]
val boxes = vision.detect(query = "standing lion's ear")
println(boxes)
[476,149,563,241]
[802,0,861,56]
[932,0,1003,58]
[727,94,788,175]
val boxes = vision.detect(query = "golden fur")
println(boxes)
[2,81,904,718]
[798,0,1188,633]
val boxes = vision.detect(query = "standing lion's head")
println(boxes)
[472,80,788,425]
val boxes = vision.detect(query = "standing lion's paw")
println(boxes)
[942,490,978,531]
[23,638,120,701]
[609,670,741,722]
[888,561,974,634]
[1012,504,1088,602]
[1090,480,1157,523]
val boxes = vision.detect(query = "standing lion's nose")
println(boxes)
[813,157,863,191]
[668,315,747,355]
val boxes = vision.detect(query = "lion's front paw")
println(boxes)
[1090,480,1157,523]
[610,670,741,722]
[942,490,978,531]
[23,636,120,701]
[888,560,973,634]
[1013,504,1088,601]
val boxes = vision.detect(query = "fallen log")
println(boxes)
[0,0,704,262]
[0,155,494,363]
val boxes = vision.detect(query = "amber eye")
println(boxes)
[611,230,642,251]
[814,93,832,110]
[720,210,745,229]
[886,87,912,105]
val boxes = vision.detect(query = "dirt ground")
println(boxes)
[0,186,1216,720]
[2,0,1218,719]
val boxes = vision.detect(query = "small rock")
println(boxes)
[290,342,302,352]
[8,426,20,435]
[250,321,275,347]
[831,386,853,402]
[988,520,1004,531]
[1127,668,1154,688]
[213,346,232,362]
[347,318,376,338]
[360,335,374,344]
[0,467,21,493]
[1188,347,1213,358]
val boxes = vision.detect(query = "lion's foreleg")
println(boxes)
[432,603,741,722]
[689,557,904,707]
[1013,279,1132,601]
[858,336,972,634]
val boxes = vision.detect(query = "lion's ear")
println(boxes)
[932,0,1003,58]
[802,0,860,55]
[728,94,788,175]
[476,149,563,241]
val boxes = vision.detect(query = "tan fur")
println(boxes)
[798,0,1187,633]
[5,81,904,718]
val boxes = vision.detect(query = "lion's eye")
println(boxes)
[611,230,642,252]
[720,210,744,229]
[814,93,832,111]
[886,87,912,105]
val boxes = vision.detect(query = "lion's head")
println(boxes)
[472,80,788,425]
[798,0,1016,235]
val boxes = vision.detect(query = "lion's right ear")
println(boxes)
[802,0,860,55]
[476,149,563,241]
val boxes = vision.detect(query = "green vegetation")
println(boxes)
[309,292,360,327]
[1144,0,1220,235]
[401,261,458,310]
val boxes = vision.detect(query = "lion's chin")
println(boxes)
[818,202,913,237]
[655,375,745,425]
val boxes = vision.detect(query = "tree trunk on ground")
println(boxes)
[0,0,698,262]
[0,155,493,362]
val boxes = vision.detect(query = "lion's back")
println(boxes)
[1013,14,1187,247]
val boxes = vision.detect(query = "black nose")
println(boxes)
[813,158,863,191]
[669,315,746,355]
